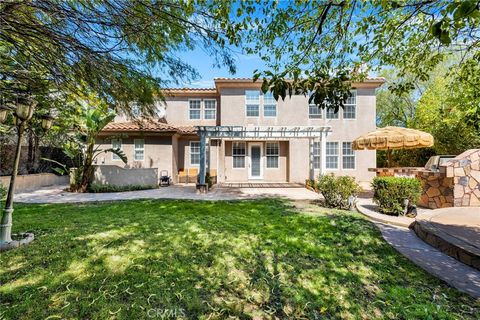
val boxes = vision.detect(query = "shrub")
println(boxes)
[372,177,422,216]
[0,183,6,200]
[305,179,316,190]
[316,174,362,209]
[87,184,158,193]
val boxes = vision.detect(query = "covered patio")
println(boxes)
[196,125,332,190]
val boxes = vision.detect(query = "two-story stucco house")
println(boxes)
[96,77,384,186]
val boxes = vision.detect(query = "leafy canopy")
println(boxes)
[0,1,241,116]
[230,0,480,110]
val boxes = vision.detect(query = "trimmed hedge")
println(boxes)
[88,184,158,193]
[372,177,422,216]
[316,174,362,210]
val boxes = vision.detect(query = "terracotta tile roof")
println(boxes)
[214,77,385,82]
[163,88,217,93]
[102,120,196,135]
[176,126,198,134]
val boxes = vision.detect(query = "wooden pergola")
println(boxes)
[195,126,332,187]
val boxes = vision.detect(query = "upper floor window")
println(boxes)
[111,139,122,161]
[326,107,339,119]
[245,90,260,117]
[308,92,322,119]
[263,92,277,117]
[190,141,200,165]
[134,139,144,161]
[312,142,321,169]
[232,142,246,168]
[342,142,355,169]
[204,99,217,120]
[189,99,201,120]
[266,142,279,168]
[343,91,356,119]
[309,104,323,119]
[326,142,338,169]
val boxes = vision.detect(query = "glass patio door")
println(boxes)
[249,143,262,179]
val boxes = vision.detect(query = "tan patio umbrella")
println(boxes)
[352,126,434,167]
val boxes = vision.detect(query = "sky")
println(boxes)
[175,46,267,88]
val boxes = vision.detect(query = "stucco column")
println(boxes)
[320,132,327,175]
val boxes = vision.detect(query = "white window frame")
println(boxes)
[204,99,217,120]
[343,90,357,120]
[342,141,356,170]
[232,142,246,169]
[326,141,339,169]
[189,141,200,166]
[111,139,122,161]
[308,92,322,119]
[263,92,277,117]
[326,107,339,120]
[134,139,145,161]
[245,90,260,117]
[266,142,279,169]
[312,141,321,169]
[309,104,323,119]
[189,99,201,120]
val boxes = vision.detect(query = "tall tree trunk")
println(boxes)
[78,142,95,192]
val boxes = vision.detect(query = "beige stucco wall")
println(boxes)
[164,96,219,126]
[0,173,69,192]
[219,87,377,184]
[95,135,173,179]
[92,165,158,187]
[106,83,379,185]
[223,140,288,182]
[289,139,311,183]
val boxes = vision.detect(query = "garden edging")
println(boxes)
[356,198,415,228]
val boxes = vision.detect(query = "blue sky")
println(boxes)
[175,47,266,88]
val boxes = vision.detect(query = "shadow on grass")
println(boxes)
[0,199,479,319]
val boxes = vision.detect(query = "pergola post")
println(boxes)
[197,130,207,192]
[320,131,327,175]
[308,138,314,179]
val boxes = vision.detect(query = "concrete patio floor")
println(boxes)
[14,184,319,204]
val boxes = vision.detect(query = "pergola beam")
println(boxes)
[195,126,332,139]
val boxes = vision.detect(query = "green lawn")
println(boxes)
[1,200,478,319]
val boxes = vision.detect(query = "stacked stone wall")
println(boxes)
[416,171,454,209]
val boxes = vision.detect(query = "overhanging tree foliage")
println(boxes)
[232,0,480,112]
[0,1,241,116]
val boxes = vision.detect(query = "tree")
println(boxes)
[376,64,480,167]
[232,1,480,109]
[64,95,127,193]
[0,1,241,116]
